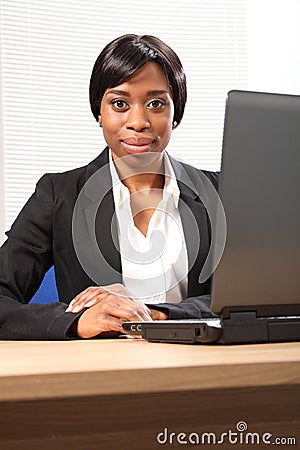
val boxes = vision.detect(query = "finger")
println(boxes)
[66,284,132,312]
[149,308,168,320]
[76,309,126,338]
[65,298,99,314]
[66,288,108,312]
[125,307,152,322]
[107,295,153,321]
[101,316,126,334]
[136,307,152,321]
[94,300,146,324]
[125,301,153,321]
[67,291,152,323]
[101,296,153,322]
[65,288,95,312]
[101,283,132,298]
[71,293,107,312]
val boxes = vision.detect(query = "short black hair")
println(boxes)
[89,34,187,128]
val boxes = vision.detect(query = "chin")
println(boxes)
[113,151,164,174]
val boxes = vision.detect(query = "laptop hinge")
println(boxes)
[223,311,258,324]
[220,310,300,344]
[220,311,268,343]
[221,304,300,319]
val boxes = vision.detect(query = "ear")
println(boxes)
[98,114,102,127]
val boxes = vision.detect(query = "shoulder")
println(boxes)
[181,161,219,191]
[35,148,109,201]
[168,153,220,192]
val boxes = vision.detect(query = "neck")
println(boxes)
[112,151,165,193]
[123,173,164,193]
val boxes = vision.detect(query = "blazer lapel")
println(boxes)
[75,148,122,286]
[169,156,212,297]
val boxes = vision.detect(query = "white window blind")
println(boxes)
[0,0,247,235]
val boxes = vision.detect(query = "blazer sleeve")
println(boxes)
[146,295,218,319]
[0,174,82,340]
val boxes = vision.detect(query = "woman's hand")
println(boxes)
[66,284,168,338]
[65,284,132,313]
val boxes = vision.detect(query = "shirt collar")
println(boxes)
[109,149,180,208]
[163,151,180,208]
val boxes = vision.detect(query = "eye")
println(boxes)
[111,99,129,111]
[147,99,165,109]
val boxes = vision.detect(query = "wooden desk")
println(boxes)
[0,339,299,449]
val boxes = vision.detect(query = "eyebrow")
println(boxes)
[106,89,170,97]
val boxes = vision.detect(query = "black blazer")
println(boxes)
[0,148,219,339]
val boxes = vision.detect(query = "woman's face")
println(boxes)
[99,62,174,161]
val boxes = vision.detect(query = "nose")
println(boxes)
[126,105,150,132]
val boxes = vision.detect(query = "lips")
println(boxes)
[121,137,155,154]
[122,137,154,146]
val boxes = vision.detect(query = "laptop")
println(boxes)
[122,90,300,344]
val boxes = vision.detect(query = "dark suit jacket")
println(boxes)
[0,148,219,339]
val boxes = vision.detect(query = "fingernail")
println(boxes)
[84,300,95,308]
[72,305,81,313]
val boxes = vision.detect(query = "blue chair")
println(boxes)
[29,266,59,304]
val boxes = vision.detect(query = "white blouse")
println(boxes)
[109,150,188,304]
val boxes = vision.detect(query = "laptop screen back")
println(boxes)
[211,90,300,315]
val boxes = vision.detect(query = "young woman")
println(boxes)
[0,34,218,339]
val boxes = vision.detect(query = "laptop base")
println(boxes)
[123,314,300,345]
[122,319,221,344]
[219,312,300,344]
